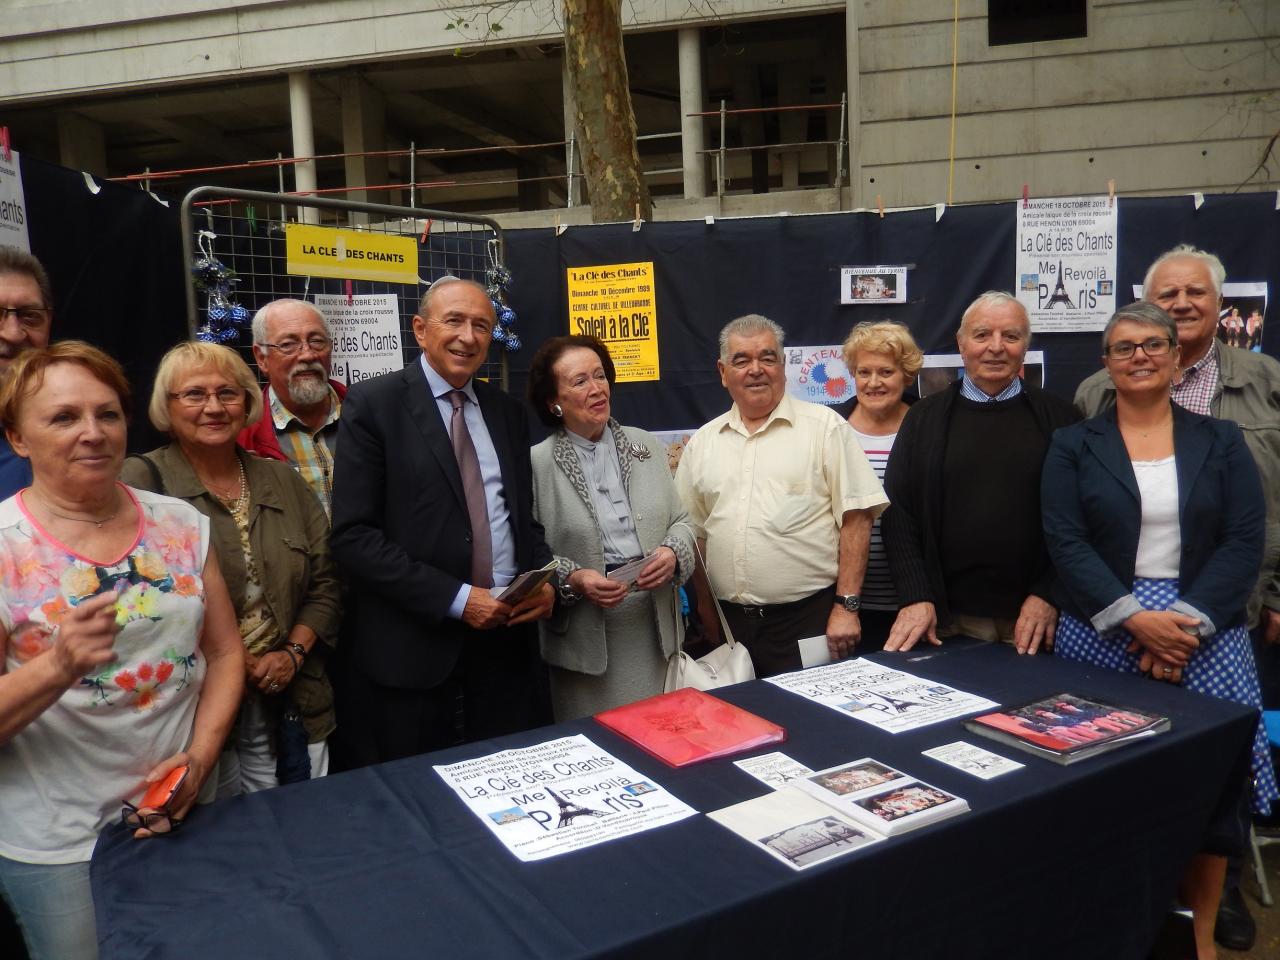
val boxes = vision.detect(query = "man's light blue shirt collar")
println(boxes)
[960,373,1024,403]
[420,355,478,406]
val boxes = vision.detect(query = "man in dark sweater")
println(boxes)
[881,291,1079,654]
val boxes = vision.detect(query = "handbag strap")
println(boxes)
[126,453,166,495]
[677,535,739,658]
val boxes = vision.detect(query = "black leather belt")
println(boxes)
[719,586,833,618]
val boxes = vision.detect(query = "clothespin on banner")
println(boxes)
[554,213,566,236]
[1106,179,1116,207]
[632,203,643,233]
[1193,193,1205,211]
[1275,190,1280,212]
[246,205,257,233]
[420,218,432,245]
[345,279,353,306]
[0,128,10,161]
[1021,183,1030,208]
[876,195,885,219]
[934,203,946,223]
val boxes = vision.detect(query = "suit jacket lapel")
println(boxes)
[403,361,467,511]
[1083,411,1140,502]
[1173,406,1211,517]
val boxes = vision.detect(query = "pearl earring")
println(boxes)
[552,403,563,418]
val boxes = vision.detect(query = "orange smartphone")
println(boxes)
[140,764,189,810]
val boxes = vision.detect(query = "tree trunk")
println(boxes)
[563,0,652,222]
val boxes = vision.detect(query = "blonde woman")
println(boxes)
[121,342,341,798]
[833,321,923,649]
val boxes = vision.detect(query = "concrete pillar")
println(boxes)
[678,28,706,200]
[778,62,807,191]
[732,67,767,194]
[561,53,583,207]
[288,71,319,224]
[340,74,388,224]
[845,0,862,208]
[57,112,107,176]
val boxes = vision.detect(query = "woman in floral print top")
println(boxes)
[0,343,243,960]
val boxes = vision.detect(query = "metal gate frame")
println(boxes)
[179,186,510,389]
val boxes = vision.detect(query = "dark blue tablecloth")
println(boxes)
[91,641,1257,959]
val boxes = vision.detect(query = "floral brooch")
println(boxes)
[629,442,651,462]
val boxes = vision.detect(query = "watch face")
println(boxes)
[839,595,861,612]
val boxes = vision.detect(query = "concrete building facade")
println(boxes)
[0,0,1276,222]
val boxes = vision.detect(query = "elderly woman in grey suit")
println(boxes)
[527,336,695,720]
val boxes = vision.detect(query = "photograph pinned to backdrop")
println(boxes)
[841,266,908,305]
[784,344,853,406]
[915,351,1045,399]
[650,429,701,475]
[1131,281,1268,354]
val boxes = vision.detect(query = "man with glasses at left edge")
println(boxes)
[0,247,54,499]
[238,298,346,516]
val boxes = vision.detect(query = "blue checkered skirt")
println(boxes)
[1055,578,1278,815]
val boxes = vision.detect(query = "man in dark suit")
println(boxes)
[329,276,554,768]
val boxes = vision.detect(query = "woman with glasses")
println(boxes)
[526,335,694,720]
[0,342,242,960]
[121,342,341,798]
[1042,302,1277,960]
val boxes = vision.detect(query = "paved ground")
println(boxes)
[1225,835,1280,960]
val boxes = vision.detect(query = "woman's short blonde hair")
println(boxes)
[148,341,263,433]
[841,321,924,379]
[0,341,131,433]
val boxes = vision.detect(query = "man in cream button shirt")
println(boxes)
[675,313,888,676]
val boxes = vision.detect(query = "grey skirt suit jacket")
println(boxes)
[531,422,695,676]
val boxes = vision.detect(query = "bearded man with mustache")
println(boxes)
[239,298,346,517]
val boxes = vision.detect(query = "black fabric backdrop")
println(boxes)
[21,155,186,452]
[502,193,1280,439]
[14,155,1280,445]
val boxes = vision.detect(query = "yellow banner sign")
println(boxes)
[566,261,659,382]
[285,224,418,285]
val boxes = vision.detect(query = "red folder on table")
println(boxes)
[595,687,786,768]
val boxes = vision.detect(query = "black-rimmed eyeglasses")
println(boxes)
[0,306,50,326]
[120,800,183,834]
[1104,337,1173,360]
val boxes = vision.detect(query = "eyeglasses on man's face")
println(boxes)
[0,306,50,327]
[261,335,332,357]
[1104,337,1174,360]
[169,387,246,407]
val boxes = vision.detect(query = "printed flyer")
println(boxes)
[566,261,659,381]
[433,734,696,862]
[766,659,997,733]
[1016,195,1118,332]
[313,292,403,385]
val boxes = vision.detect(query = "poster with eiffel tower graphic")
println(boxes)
[1016,195,1118,333]
[434,734,696,861]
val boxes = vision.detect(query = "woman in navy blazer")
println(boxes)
[1042,302,1277,960]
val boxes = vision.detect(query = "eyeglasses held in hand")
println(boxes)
[1104,337,1173,360]
[261,335,332,357]
[120,800,184,834]
[169,388,246,407]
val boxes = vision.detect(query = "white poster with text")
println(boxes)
[1016,196,1117,332]
[313,293,403,385]
[0,149,30,252]
[434,735,696,862]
